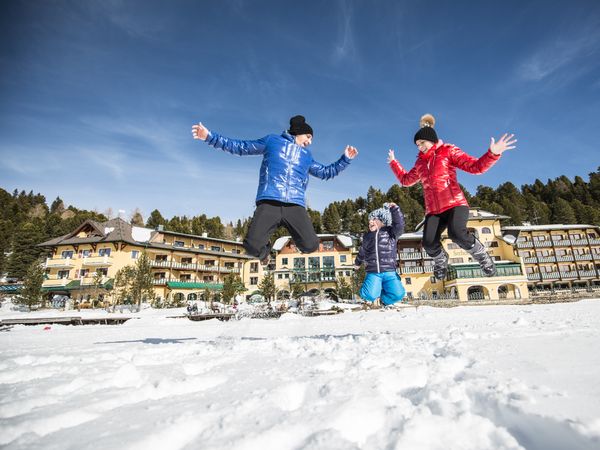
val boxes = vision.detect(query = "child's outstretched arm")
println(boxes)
[450,134,516,174]
[386,202,405,236]
[192,122,267,156]
[388,149,420,186]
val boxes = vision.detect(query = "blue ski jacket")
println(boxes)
[355,205,405,273]
[205,131,351,208]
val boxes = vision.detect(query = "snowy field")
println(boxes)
[1,300,600,450]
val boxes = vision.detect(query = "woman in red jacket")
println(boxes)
[388,114,516,280]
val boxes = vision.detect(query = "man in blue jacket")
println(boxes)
[191,115,358,263]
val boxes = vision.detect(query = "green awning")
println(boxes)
[167,282,223,290]
[0,284,22,292]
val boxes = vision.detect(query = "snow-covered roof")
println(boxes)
[503,224,598,232]
[131,226,153,242]
[398,232,423,240]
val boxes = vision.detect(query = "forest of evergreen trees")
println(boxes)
[2,167,600,281]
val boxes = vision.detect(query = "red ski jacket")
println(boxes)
[389,140,501,215]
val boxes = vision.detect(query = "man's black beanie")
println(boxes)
[288,115,313,136]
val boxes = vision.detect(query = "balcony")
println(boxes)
[80,275,109,286]
[151,260,171,268]
[199,264,220,272]
[400,266,425,274]
[446,263,523,281]
[171,262,198,270]
[523,257,538,264]
[45,257,76,269]
[399,252,423,260]
[574,254,592,261]
[517,241,533,248]
[555,255,574,262]
[571,239,589,246]
[537,256,556,263]
[81,256,113,266]
[421,252,433,259]
[588,239,600,245]
[43,278,71,287]
[532,241,552,247]
[152,278,171,285]
[551,240,571,247]
[220,266,241,274]
[594,254,600,261]
[579,270,597,278]
[559,271,578,279]
[541,272,560,280]
[527,273,541,281]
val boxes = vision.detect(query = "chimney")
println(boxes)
[157,224,164,231]
[202,232,208,238]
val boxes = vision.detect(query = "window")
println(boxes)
[281,258,288,266]
[97,268,108,276]
[588,233,597,239]
[174,241,185,247]
[284,273,289,279]
[293,258,305,269]
[203,275,214,282]
[61,250,74,259]
[489,241,499,248]
[58,270,70,279]
[79,249,91,258]
[197,244,205,250]
[449,258,464,264]
[205,260,216,266]
[493,256,501,261]
[552,234,564,241]
[402,247,415,253]
[224,262,235,268]
[322,240,334,251]
[250,262,259,273]
[533,235,546,241]
[156,255,168,262]
[277,274,283,279]
[80,269,89,277]
[131,250,139,259]
[322,256,334,268]
[340,255,347,263]
[526,267,534,274]
[345,271,351,276]
[99,248,111,256]
[570,234,581,240]
[405,277,412,285]
[308,257,320,269]
[250,277,258,285]
[211,246,221,252]
[180,274,191,281]
[154,272,166,280]
[181,257,193,264]
[481,227,492,234]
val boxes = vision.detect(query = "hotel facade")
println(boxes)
[37,210,600,304]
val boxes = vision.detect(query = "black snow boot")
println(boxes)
[431,250,449,280]
[467,239,497,276]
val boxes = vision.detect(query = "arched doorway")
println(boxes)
[187,293,197,301]
[467,286,488,300]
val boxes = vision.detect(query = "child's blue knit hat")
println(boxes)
[368,203,392,226]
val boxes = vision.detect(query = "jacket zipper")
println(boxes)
[375,228,380,273]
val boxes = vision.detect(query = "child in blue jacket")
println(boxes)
[354,203,406,306]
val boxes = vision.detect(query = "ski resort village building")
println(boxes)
[36,210,600,304]
[38,218,264,305]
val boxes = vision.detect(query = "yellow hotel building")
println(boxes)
[38,218,265,304]
[397,209,529,301]
[502,224,600,291]
[270,234,355,299]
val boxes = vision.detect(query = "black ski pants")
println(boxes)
[243,200,319,260]
[422,206,476,257]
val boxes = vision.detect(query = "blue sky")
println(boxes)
[1,0,599,224]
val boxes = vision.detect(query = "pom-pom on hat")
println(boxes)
[368,204,393,227]
[288,115,313,136]
[413,113,438,144]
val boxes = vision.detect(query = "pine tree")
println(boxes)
[322,204,342,234]
[7,221,46,280]
[551,198,577,224]
[222,273,246,304]
[257,272,276,303]
[16,258,45,309]
[130,208,144,226]
[146,209,167,229]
